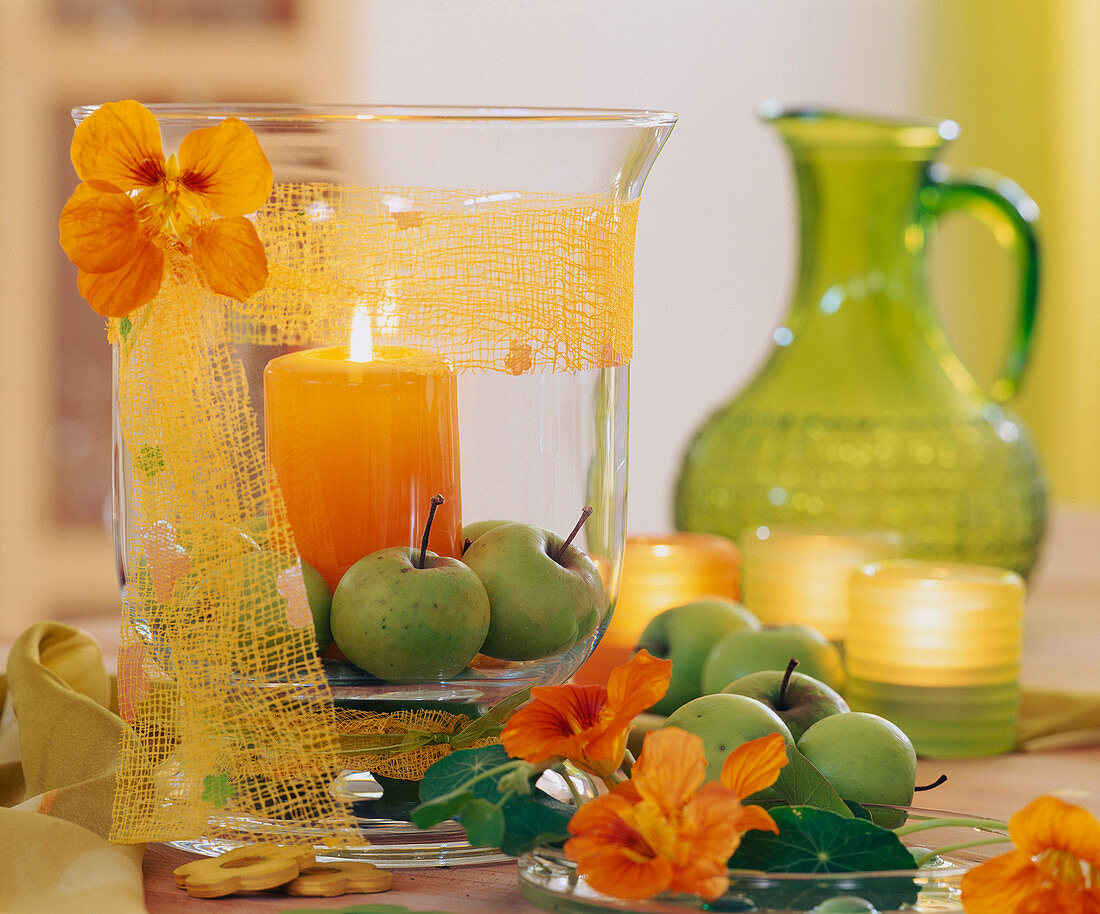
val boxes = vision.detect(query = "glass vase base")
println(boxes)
[168,815,509,868]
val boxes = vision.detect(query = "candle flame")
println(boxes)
[350,309,374,362]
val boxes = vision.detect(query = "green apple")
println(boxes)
[797,711,917,806]
[330,545,490,681]
[179,550,332,668]
[701,624,846,695]
[636,598,761,716]
[461,519,512,551]
[461,510,606,661]
[300,558,333,652]
[661,693,793,781]
[721,661,849,741]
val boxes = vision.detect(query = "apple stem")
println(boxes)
[554,506,593,563]
[777,658,799,710]
[914,774,948,792]
[419,494,445,570]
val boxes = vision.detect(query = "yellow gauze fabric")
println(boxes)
[108,185,638,845]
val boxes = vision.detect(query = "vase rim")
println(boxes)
[759,100,959,149]
[71,102,679,129]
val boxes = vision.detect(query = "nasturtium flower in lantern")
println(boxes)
[500,648,672,779]
[961,795,1100,914]
[59,99,273,317]
[563,727,786,902]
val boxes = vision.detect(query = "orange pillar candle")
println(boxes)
[264,344,462,591]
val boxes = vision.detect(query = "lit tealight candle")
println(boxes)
[740,527,903,640]
[572,533,740,684]
[263,319,461,592]
[845,560,1024,758]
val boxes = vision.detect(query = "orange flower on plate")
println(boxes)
[563,727,786,902]
[500,648,671,779]
[961,795,1100,914]
[59,99,273,317]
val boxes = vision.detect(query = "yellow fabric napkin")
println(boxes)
[1017,687,1100,749]
[0,622,146,914]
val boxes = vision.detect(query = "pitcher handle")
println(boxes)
[919,163,1040,402]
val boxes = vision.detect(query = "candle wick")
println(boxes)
[419,494,445,569]
[554,505,593,564]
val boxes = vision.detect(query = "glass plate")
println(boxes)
[518,806,1010,913]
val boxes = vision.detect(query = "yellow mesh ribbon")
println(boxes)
[109,184,637,845]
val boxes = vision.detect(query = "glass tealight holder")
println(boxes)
[740,526,903,641]
[572,532,740,684]
[96,103,675,863]
[845,560,1024,758]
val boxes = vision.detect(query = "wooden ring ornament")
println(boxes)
[283,860,394,897]
[173,843,316,897]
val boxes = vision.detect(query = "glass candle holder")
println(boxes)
[572,532,740,684]
[739,526,902,640]
[92,103,675,863]
[845,560,1024,758]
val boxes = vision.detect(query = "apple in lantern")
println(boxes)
[461,509,606,661]
[635,598,761,716]
[330,495,491,680]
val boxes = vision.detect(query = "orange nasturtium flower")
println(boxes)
[500,649,672,779]
[58,99,274,318]
[564,728,787,902]
[961,795,1100,914]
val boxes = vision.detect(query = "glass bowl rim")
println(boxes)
[71,102,679,129]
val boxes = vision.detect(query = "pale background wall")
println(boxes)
[0,0,1090,635]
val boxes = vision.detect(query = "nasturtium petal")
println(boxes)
[178,117,274,217]
[190,216,269,301]
[76,242,164,317]
[630,727,707,815]
[71,99,165,190]
[59,181,145,273]
[1010,795,1100,866]
[720,731,789,800]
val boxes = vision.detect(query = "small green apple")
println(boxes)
[330,495,491,680]
[300,558,333,652]
[661,693,793,781]
[701,624,846,695]
[461,519,512,551]
[636,598,761,716]
[722,660,849,741]
[797,711,917,806]
[179,550,332,669]
[462,508,606,661]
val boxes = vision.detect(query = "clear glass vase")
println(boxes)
[675,106,1045,578]
[95,104,675,863]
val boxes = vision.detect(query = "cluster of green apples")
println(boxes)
[328,499,607,682]
[639,597,918,807]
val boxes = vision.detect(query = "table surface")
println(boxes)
[70,509,1100,911]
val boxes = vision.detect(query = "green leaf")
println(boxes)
[408,788,475,829]
[768,743,852,818]
[725,806,918,911]
[418,743,511,805]
[500,794,574,857]
[732,806,916,873]
[460,797,505,847]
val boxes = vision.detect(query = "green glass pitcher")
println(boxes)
[674,105,1045,577]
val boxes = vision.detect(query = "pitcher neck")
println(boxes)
[790,153,930,308]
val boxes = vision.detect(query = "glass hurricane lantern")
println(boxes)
[97,104,676,864]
